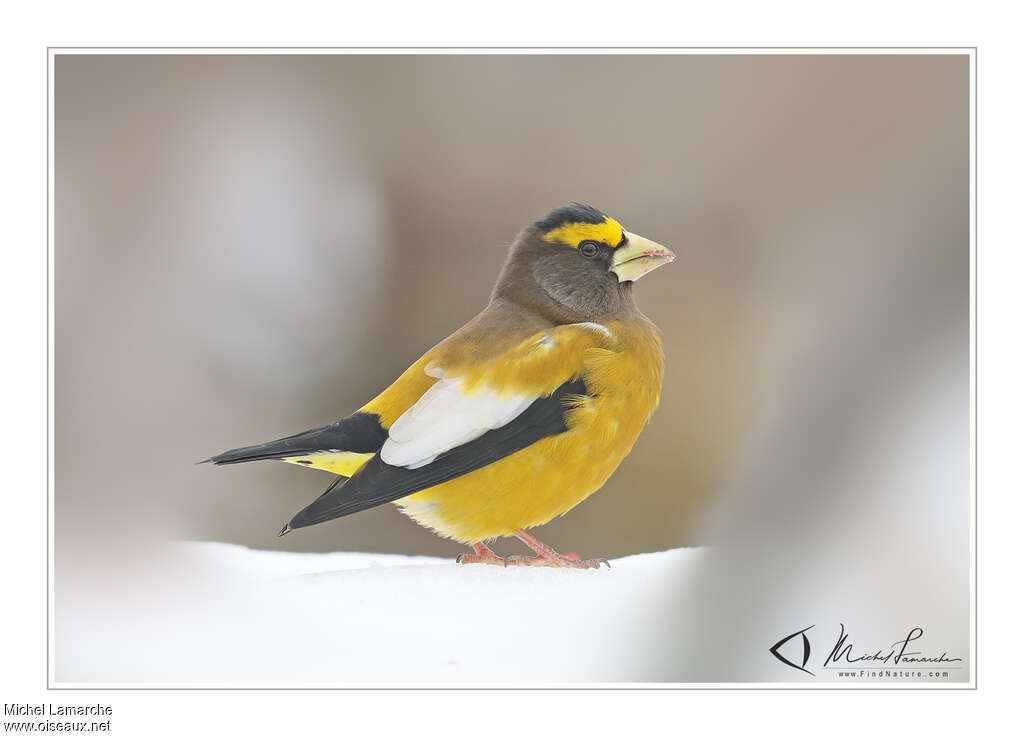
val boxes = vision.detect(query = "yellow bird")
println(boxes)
[208,204,674,568]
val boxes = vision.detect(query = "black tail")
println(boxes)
[204,412,388,466]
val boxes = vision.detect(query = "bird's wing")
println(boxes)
[380,369,535,469]
[282,322,618,532]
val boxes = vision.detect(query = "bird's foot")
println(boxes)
[456,542,506,566]
[506,529,610,569]
[504,553,609,569]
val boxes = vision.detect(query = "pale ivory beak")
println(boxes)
[610,231,676,282]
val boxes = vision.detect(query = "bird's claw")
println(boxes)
[456,549,507,566]
[563,553,610,567]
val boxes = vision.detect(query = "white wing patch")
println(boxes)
[380,375,535,469]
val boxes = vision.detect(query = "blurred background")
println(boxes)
[55,53,969,681]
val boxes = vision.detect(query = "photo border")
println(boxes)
[46,46,977,691]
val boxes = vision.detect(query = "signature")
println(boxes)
[824,624,963,667]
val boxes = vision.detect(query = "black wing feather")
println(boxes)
[282,378,588,533]
[206,411,388,465]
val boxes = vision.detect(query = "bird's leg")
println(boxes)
[505,529,610,569]
[456,541,506,566]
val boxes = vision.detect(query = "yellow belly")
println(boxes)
[392,419,639,543]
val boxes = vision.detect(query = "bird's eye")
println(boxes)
[578,240,601,258]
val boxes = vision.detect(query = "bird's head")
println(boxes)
[492,203,675,321]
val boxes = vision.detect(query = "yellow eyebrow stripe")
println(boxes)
[541,216,625,247]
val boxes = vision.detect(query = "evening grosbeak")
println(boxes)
[207,204,674,568]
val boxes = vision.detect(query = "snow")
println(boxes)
[57,542,702,685]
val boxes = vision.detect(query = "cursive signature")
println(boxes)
[824,624,963,667]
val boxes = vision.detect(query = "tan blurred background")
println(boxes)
[55,53,968,575]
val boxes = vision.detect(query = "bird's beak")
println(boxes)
[610,231,676,282]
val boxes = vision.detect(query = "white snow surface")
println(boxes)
[58,542,702,685]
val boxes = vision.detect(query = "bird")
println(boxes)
[206,203,675,569]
